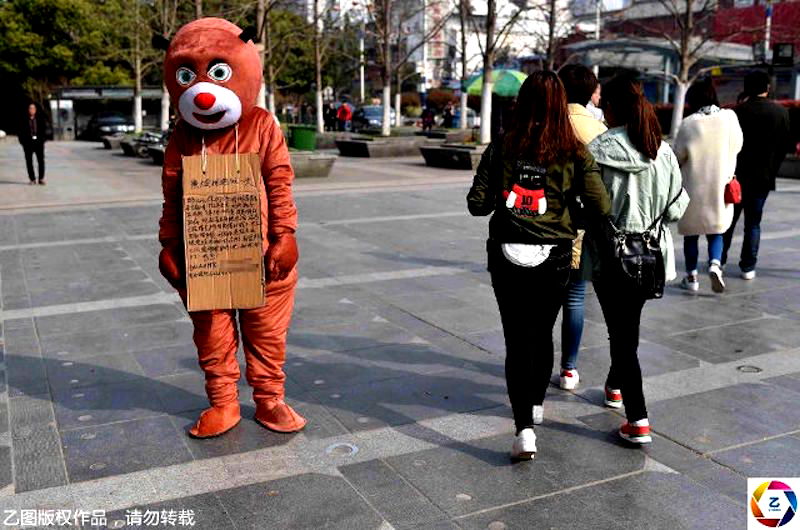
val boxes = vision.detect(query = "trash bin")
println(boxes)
[289,125,317,151]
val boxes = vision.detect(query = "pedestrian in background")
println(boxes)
[443,102,454,128]
[673,78,743,293]
[421,106,435,133]
[585,73,688,445]
[336,100,352,131]
[467,71,610,461]
[18,103,48,185]
[556,64,608,392]
[721,71,792,280]
[587,83,604,122]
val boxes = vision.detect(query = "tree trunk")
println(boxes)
[195,0,202,19]
[134,61,143,133]
[314,0,324,134]
[380,0,392,137]
[479,0,495,144]
[265,11,276,114]
[546,0,557,70]
[670,80,688,138]
[160,84,170,132]
[459,0,469,130]
[256,0,267,109]
[395,75,402,129]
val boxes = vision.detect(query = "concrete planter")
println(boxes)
[419,143,487,170]
[779,155,800,179]
[290,151,336,178]
[335,136,441,157]
[415,129,474,143]
[101,134,125,150]
[148,145,165,166]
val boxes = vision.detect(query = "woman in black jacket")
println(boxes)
[467,71,610,460]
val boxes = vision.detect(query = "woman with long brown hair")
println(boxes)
[585,72,688,444]
[467,71,610,460]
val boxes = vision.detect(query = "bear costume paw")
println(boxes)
[254,398,307,433]
[188,402,241,438]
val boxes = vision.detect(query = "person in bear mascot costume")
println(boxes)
[156,17,306,438]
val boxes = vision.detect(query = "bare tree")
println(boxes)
[195,0,202,19]
[369,0,452,136]
[458,0,471,130]
[627,0,760,136]
[473,0,532,143]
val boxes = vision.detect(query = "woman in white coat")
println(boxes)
[673,79,743,293]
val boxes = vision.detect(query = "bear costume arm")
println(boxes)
[260,113,297,237]
[158,130,184,249]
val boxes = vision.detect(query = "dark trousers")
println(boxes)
[23,142,45,182]
[721,191,769,273]
[594,280,648,422]
[489,241,571,433]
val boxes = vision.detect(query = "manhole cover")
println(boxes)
[737,365,763,373]
[325,443,359,457]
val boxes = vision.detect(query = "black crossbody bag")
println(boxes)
[603,189,683,300]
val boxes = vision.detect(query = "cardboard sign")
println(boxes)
[182,152,265,311]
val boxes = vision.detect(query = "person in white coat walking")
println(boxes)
[672,79,743,293]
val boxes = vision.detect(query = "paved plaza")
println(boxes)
[0,139,799,529]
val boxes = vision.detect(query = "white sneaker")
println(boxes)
[741,270,756,280]
[511,427,537,460]
[533,405,543,425]
[709,264,725,293]
[680,275,699,291]
[559,369,579,390]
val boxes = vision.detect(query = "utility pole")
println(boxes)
[593,0,601,76]
[359,21,366,102]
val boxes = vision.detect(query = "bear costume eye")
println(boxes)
[208,63,232,82]
[176,67,196,86]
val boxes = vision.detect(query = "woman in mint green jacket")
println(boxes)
[584,73,688,445]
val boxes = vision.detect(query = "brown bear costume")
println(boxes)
[157,17,306,438]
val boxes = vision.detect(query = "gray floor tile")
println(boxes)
[339,459,448,527]
[40,322,194,359]
[306,367,507,433]
[582,382,800,454]
[45,353,145,392]
[102,492,234,530]
[61,416,192,483]
[216,473,385,529]
[461,471,739,530]
[133,343,199,378]
[386,427,646,517]
[52,380,168,430]
[713,435,800,477]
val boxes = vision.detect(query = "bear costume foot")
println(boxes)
[254,399,307,433]
[188,402,242,438]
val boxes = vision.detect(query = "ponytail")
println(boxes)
[603,74,661,160]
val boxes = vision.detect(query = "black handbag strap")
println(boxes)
[607,187,684,236]
[646,188,684,233]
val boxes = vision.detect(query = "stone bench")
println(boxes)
[290,151,336,178]
[419,144,486,170]
[335,136,441,158]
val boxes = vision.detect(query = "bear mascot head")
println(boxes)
[163,18,261,131]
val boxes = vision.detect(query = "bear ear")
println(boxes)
[238,26,258,43]
[152,34,171,51]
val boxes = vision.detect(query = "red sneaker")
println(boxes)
[604,386,623,409]
[619,422,652,444]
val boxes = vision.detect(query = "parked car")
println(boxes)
[120,131,165,158]
[453,107,479,128]
[82,112,135,141]
[352,105,397,130]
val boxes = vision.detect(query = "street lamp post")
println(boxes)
[593,0,601,77]
[360,22,366,102]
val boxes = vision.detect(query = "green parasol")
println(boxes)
[465,69,528,97]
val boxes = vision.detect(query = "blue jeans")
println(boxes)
[560,276,586,370]
[722,192,769,272]
[683,234,724,274]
